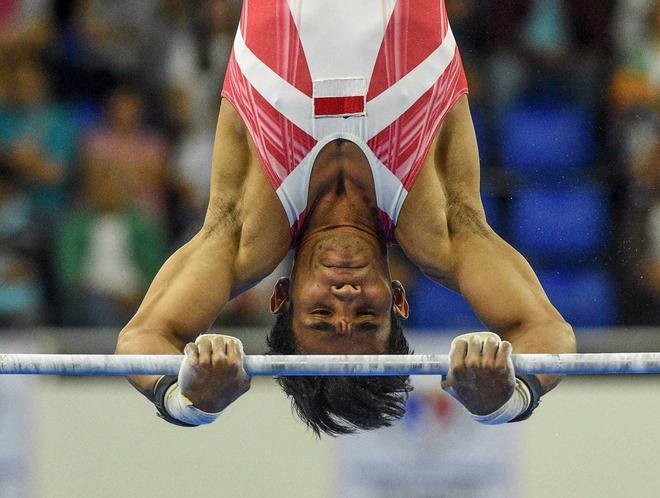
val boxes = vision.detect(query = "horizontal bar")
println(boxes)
[1,353,660,376]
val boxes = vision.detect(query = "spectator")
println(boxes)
[610,0,659,324]
[617,140,660,325]
[72,0,159,84]
[163,0,238,131]
[0,167,44,327]
[168,85,215,241]
[54,161,166,326]
[480,0,613,116]
[0,0,52,56]
[0,57,78,214]
[610,0,659,110]
[81,86,170,221]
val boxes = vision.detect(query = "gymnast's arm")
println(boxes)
[115,102,291,406]
[396,96,576,396]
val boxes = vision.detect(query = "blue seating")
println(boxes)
[537,268,618,327]
[407,268,618,330]
[510,185,609,260]
[501,102,594,178]
[406,275,483,331]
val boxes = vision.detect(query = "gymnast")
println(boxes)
[115,0,576,436]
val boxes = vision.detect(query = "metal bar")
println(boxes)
[1,353,660,376]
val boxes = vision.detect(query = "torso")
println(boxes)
[221,0,468,243]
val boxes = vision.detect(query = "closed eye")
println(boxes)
[308,321,334,332]
[355,322,378,332]
[311,309,332,316]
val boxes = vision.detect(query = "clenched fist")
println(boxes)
[178,334,251,413]
[441,332,516,415]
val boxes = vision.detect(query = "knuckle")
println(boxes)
[465,359,480,370]
[482,359,496,369]
[452,338,468,348]
[485,338,499,350]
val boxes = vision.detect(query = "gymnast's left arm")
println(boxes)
[397,96,576,419]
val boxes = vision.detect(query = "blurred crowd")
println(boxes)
[0,0,657,330]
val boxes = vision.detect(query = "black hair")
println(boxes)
[266,306,413,437]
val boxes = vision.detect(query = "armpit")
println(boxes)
[445,192,491,239]
[202,195,244,241]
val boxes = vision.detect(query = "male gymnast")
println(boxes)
[116,0,576,436]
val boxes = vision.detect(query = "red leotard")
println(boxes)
[222,0,468,242]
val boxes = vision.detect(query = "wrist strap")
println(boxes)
[153,375,197,427]
[509,374,543,423]
[163,383,222,426]
[470,377,531,425]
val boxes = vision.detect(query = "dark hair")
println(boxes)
[266,307,413,437]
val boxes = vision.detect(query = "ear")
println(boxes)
[391,280,409,320]
[270,277,291,314]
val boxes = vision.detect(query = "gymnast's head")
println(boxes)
[266,226,413,436]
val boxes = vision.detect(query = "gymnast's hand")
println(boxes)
[178,334,251,413]
[441,333,516,415]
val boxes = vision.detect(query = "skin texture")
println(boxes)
[116,94,576,416]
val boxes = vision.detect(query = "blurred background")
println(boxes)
[0,0,658,497]
[0,0,657,330]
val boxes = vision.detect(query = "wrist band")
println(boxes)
[470,377,532,425]
[153,375,221,427]
[163,382,222,426]
[509,374,543,422]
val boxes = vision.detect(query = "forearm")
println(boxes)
[115,327,183,400]
[115,228,238,398]
[452,231,576,392]
[500,321,575,393]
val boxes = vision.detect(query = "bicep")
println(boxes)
[397,95,489,283]
[433,95,483,217]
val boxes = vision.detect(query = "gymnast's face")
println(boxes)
[270,229,409,354]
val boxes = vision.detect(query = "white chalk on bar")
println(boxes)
[1,353,660,376]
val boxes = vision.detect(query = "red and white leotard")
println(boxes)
[222,0,468,241]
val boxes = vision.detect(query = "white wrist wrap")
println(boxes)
[163,383,222,426]
[471,378,532,425]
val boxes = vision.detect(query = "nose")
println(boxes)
[331,284,361,301]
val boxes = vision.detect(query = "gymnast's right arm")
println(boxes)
[115,220,246,411]
[115,101,291,423]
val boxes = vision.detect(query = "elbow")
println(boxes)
[115,317,152,355]
[549,318,577,354]
[561,320,577,353]
[115,325,137,355]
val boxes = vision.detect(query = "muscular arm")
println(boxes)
[115,102,290,401]
[397,96,576,394]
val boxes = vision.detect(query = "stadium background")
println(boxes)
[0,1,658,497]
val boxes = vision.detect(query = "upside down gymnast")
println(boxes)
[115,0,576,436]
